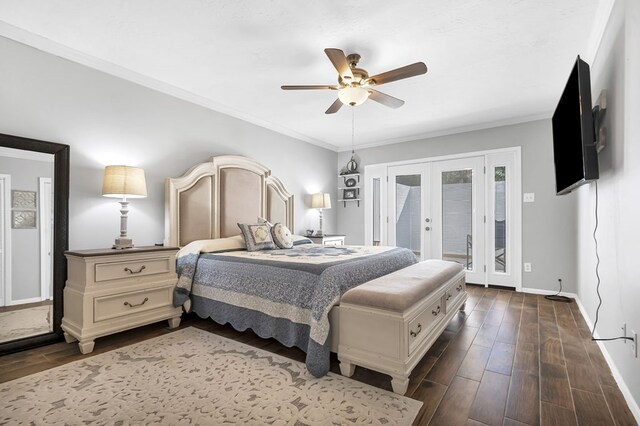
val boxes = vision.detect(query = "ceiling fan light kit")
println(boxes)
[282,48,427,114]
[338,86,370,106]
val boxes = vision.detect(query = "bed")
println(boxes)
[165,155,417,377]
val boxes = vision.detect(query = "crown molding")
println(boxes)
[338,112,552,152]
[0,146,54,162]
[0,21,339,153]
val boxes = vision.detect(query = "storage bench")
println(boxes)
[338,259,467,394]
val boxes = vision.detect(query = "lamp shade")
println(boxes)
[311,192,331,209]
[338,86,370,106]
[102,165,147,198]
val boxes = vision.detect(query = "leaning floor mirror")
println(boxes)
[0,133,69,354]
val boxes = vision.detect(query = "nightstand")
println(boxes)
[61,246,182,354]
[308,234,346,246]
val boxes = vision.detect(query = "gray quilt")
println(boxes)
[174,244,417,377]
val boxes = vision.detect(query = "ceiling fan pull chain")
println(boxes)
[352,106,355,154]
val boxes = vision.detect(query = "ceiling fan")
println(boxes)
[282,48,428,114]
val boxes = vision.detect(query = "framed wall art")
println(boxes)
[12,210,37,229]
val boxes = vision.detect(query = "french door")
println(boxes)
[366,149,521,288]
[431,157,485,284]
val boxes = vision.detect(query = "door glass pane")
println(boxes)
[395,175,421,256]
[495,166,506,272]
[372,178,381,246]
[441,170,473,269]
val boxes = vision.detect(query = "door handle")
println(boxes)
[425,226,431,231]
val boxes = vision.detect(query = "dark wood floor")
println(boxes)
[0,286,636,425]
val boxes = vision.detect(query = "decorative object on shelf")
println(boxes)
[310,192,331,236]
[306,229,314,237]
[345,177,357,187]
[343,188,357,200]
[102,165,147,249]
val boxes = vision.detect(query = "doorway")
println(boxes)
[365,148,521,289]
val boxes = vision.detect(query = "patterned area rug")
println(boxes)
[0,305,51,343]
[0,327,422,425]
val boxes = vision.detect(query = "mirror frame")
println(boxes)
[0,133,69,354]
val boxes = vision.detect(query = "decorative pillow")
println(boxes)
[237,223,277,251]
[270,223,294,249]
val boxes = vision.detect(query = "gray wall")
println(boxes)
[0,156,53,301]
[0,36,338,250]
[576,0,640,414]
[337,119,577,292]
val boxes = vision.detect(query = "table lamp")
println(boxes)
[102,165,147,249]
[311,192,331,236]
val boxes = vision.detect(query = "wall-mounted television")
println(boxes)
[552,55,599,195]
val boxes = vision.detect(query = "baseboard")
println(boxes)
[573,296,640,423]
[521,287,577,299]
[8,297,43,306]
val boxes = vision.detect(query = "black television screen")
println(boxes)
[552,56,598,195]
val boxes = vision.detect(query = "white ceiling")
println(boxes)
[0,0,613,152]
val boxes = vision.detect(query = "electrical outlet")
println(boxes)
[632,331,638,358]
[523,193,535,203]
[524,263,532,272]
[622,323,628,344]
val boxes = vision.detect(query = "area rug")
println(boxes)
[0,327,421,425]
[0,305,51,343]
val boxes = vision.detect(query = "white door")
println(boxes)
[0,174,10,307]
[388,164,430,259]
[39,177,53,300]
[431,157,486,285]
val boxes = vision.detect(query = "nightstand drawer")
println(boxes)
[95,257,171,282]
[93,285,173,322]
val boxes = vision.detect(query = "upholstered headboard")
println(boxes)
[165,155,294,247]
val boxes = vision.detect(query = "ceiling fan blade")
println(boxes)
[324,48,354,81]
[369,90,405,108]
[368,62,428,86]
[325,98,343,114]
[281,85,338,90]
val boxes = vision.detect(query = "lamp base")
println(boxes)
[113,237,133,250]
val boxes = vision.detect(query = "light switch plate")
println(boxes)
[524,263,532,272]
[523,193,535,203]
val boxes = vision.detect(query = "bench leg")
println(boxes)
[339,360,355,377]
[391,375,409,395]
[63,332,77,343]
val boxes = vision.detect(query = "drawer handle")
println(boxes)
[456,284,463,292]
[410,323,422,337]
[446,293,452,301]
[432,306,441,316]
[124,265,146,274]
[124,297,149,308]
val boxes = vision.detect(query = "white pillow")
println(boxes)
[271,223,294,249]
[177,235,246,258]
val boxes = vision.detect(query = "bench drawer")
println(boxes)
[445,276,465,313]
[95,257,171,282]
[408,296,445,355]
[93,285,173,322]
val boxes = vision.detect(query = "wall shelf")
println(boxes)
[339,174,361,207]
